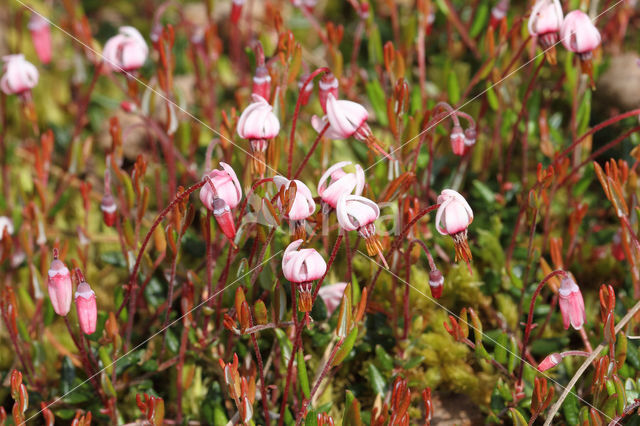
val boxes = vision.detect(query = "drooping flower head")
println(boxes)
[436,189,473,264]
[538,352,563,371]
[558,274,586,330]
[282,239,327,312]
[429,269,444,299]
[312,94,391,159]
[28,14,52,65]
[0,54,39,96]
[273,176,316,240]
[236,94,280,176]
[336,194,388,267]
[47,250,72,316]
[528,0,563,64]
[318,72,339,113]
[200,162,242,243]
[103,26,149,72]
[75,272,97,335]
[561,10,601,84]
[317,161,365,210]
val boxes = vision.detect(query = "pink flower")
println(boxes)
[318,282,348,316]
[528,0,563,39]
[75,280,97,335]
[0,54,39,96]
[47,255,72,316]
[560,11,601,57]
[436,189,473,263]
[28,14,52,65]
[237,94,280,140]
[318,72,339,113]
[538,353,562,371]
[558,275,585,330]
[103,26,149,72]
[312,94,391,159]
[282,239,327,312]
[200,162,242,243]
[200,162,242,210]
[273,176,316,220]
[317,161,365,209]
[336,194,387,267]
[236,94,280,176]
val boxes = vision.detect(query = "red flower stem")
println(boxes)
[248,314,270,426]
[366,204,441,300]
[205,209,213,304]
[161,225,185,356]
[578,328,593,353]
[294,337,345,425]
[441,0,480,58]
[517,205,539,320]
[287,67,330,178]
[278,312,307,426]
[63,316,104,403]
[558,126,640,187]
[403,239,437,339]
[517,270,567,386]
[121,179,207,350]
[311,234,343,305]
[552,108,640,168]
[292,122,329,180]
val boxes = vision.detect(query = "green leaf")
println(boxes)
[343,390,362,426]
[165,329,179,353]
[275,329,293,365]
[509,408,528,426]
[494,332,508,365]
[297,349,310,400]
[562,387,580,425]
[333,327,358,366]
[469,3,489,38]
[365,80,388,126]
[368,363,386,396]
[336,282,353,338]
[447,71,461,105]
[375,346,394,372]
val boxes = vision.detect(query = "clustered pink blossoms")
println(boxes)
[282,239,327,312]
[103,26,149,72]
[435,189,474,264]
[558,274,586,330]
[236,94,280,176]
[0,54,39,97]
[200,162,243,244]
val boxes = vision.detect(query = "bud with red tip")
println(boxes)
[28,14,52,65]
[200,162,242,243]
[231,0,245,24]
[538,352,562,371]
[558,274,585,330]
[282,239,327,312]
[75,272,97,335]
[318,72,339,113]
[435,189,474,263]
[252,65,271,101]
[429,269,444,299]
[47,250,72,316]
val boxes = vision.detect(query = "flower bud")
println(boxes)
[75,279,97,335]
[100,192,117,227]
[318,72,339,113]
[252,65,271,101]
[47,255,72,316]
[538,352,562,371]
[429,269,444,299]
[450,125,466,156]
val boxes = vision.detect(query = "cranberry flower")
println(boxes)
[317,161,365,210]
[273,176,316,240]
[28,14,52,65]
[75,277,97,335]
[318,282,348,316]
[429,270,444,299]
[200,162,242,243]
[561,10,601,83]
[236,94,280,176]
[0,216,13,240]
[0,55,39,96]
[558,275,586,330]
[103,26,149,72]
[435,189,473,263]
[312,94,391,159]
[336,194,388,267]
[47,251,72,316]
[282,239,327,312]
[528,0,563,64]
